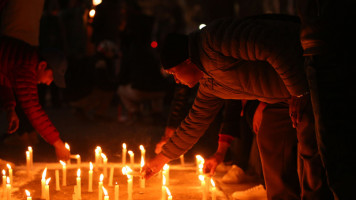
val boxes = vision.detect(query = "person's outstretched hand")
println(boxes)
[204,152,225,176]
[155,127,175,154]
[289,92,311,128]
[141,153,171,179]
[53,139,70,161]
[6,108,19,134]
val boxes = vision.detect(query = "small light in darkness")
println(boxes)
[199,24,206,30]
[151,41,158,48]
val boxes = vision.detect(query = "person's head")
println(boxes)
[160,33,203,88]
[38,49,67,88]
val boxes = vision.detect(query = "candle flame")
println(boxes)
[162,174,166,186]
[199,163,204,169]
[6,164,11,169]
[2,169,5,176]
[96,146,102,151]
[26,151,30,157]
[59,160,66,166]
[90,162,93,170]
[139,145,145,151]
[128,150,134,156]
[100,174,104,182]
[101,153,107,160]
[28,146,32,151]
[42,168,47,180]
[122,143,126,149]
[166,187,172,197]
[210,178,215,187]
[65,143,70,150]
[102,186,108,196]
[92,0,102,6]
[76,154,80,158]
[122,166,133,175]
[89,9,96,18]
[25,189,31,197]
[77,169,81,177]
[140,157,145,167]
[6,176,10,184]
[198,175,205,181]
[46,178,51,185]
[163,164,169,171]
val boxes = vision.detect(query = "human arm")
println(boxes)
[6,107,19,134]
[0,74,18,133]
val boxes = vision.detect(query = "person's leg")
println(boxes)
[257,103,300,200]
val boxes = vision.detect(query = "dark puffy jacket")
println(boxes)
[0,36,60,145]
[162,15,308,159]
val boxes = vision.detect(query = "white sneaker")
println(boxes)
[232,184,267,200]
[222,165,248,183]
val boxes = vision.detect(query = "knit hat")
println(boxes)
[160,33,189,69]
[41,49,67,88]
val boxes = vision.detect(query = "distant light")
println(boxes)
[89,9,96,18]
[199,24,206,30]
[151,41,158,48]
[92,0,102,6]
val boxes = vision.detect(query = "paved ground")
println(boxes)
[0,104,266,199]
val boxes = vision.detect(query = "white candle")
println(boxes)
[139,145,145,161]
[103,186,109,200]
[95,147,100,166]
[196,155,204,174]
[114,183,119,200]
[88,162,93,192]
[128,175,133,200]
[180,154,185,166]
[122,143,127,165]
[26,151,30,177]
[199,175,207,200]
[211,178,216,200]
[2,169,6,190]
[162,164,169,186]
[45,178,51,200]
[41,168,47,199]
[108,167,114,186]
[6,177,11,200]
[25,190,32,200]
[60,161,67,186]
[128,151,134,167]
[140,157,145,188]
[55,170,60,191]
[76,169,81,200]
[101,153,108,177]
[98,174,104,200]
[28,146,33,169]
[162,175,166,200]
[166,187,173,200]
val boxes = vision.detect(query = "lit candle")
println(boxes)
[41,168,47,199]
[88,162,93,192]
[211,178,216,200]
[196,155,204,175]
[55,170,60,191]
[26,151,30,177]
[2,169,6,190]
[28,146,33,169]
[162,164,170,186]
[166,187,173,200]
[102,186,109,200]
[76,169,81,200]
[122,143,127,165]
[45,178,51,200]
[92,0,102,7]
[180,154,185,166]
[25,189,32,200]
[140,157,145,188]
[122,166,133,200]
[199,175,207,200]
[101,153,108,177]
[98,174,104,200]
[76,155,81,167]
[128,151,134,167]
[95,146,102,167]
[108,166,114,186]
[161,175,166,200]
[6,177,11,200]
[139,145,145,161]
[65,143,71,165]
[59,161,66,186]
[114,182,119,200]
[89,9,96,18]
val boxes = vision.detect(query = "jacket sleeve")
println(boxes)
[13,65,60,145]
[203,17,308,96]
[161,86,224,159]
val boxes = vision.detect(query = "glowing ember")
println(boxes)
[25,190,31,197]
[77,169,81,177]
[42,168,47,180]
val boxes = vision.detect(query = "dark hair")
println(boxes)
[160,33,189,69]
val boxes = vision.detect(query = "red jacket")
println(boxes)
[0,36,60,145]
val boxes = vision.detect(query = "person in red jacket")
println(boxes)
[0,0,69,161]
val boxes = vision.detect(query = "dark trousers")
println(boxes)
[257,102,332,200]
[306,53,356,200]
